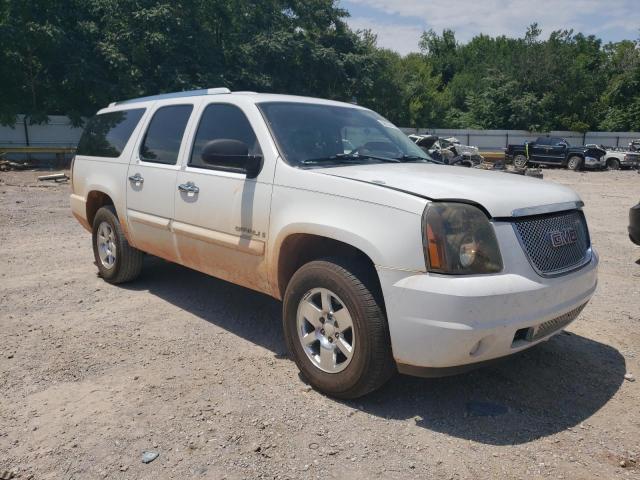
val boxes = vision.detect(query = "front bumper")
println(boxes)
[377,222,599,373]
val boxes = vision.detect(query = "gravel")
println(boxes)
[0,168,639,479]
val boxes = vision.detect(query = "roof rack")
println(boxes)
[109,87,231,107]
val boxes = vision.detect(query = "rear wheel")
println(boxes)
[283,258,395,398]
[567,155,583,171]
[606,158,621,170]
[513,154,528,168]
[92,206,143,284]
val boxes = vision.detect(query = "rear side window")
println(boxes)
[77,109,145,158]
[140,105,193,165]
[189,103,261,170]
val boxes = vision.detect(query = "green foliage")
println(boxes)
[0,0,377,125]
[0,2,639,132]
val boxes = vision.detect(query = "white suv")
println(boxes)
[70,88,598,398]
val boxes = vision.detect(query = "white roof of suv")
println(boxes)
[107,87,364,110]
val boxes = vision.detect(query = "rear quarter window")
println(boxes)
[77,109,145,158]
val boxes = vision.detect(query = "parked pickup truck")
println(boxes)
[70,89,598,398]
[592,146,640,170]
[505,136,606,170]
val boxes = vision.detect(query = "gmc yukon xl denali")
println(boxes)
[70,88,599,398]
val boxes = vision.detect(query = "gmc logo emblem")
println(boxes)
[549,228,578,248]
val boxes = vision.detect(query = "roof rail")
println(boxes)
[109,87,231,107]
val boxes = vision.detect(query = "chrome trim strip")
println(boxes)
[511,201,584,218]
[171,221,264,256]
[127,209,170,229]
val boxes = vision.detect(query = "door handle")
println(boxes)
[178,182,199,194]
[128,173,144,185]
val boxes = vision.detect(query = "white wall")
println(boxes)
[0,115,83,147]
[2,116,640,152]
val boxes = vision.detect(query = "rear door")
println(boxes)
[530,137,551,161]
[172,100,274,293]
[125,102,195,261]
[547,137,568,164]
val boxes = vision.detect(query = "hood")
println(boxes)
[454,144,479,155]
[319,163,581,218]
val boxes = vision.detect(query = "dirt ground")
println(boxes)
[1,168,639,480]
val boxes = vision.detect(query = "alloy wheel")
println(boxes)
[96,221,117,269]
[296,287,355,373]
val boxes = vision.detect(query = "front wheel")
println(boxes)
[513,154,528,168]
[567,155,583,171]
[283,259,395,399]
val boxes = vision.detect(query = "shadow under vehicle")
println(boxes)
[126,256,625,446]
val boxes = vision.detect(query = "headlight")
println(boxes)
[422,202,503,274]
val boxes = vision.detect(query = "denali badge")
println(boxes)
[549,228,578,248]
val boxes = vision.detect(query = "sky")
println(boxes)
[340,0,640,55]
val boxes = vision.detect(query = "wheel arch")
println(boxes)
[273,231,382,301]
[86,190,115,227]
[85,188,134,244]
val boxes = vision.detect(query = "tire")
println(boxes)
[567,155,583,171]
[283,258,395,399]
[513,154,528,168]
[92,205,143,284]
[606,158,621,170]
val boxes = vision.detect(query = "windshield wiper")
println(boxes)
[397,154,437,163]
[300,153,401,166]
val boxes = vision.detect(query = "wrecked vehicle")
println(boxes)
[70,89,598,398]
[409,134,483,167]
[505,136,606,170]
[596,146,640,170]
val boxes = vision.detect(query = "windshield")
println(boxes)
[257,102,432,167]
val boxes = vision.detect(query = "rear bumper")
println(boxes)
[70,193,91,231]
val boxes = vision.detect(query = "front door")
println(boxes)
[126,103,194,262]
[172,102,273,293]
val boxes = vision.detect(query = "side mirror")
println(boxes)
[201,139,263,179]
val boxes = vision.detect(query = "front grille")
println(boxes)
[530,302,586,341]
[512,209,591,276]
[511,302,587,346]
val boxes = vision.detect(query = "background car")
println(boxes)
[408,134,483,167]
[505,136,606,170]
[587,145,640,170]
[630,201,640,245]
